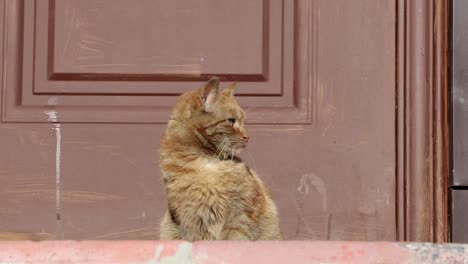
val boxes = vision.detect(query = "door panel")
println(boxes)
[452,0,468,242]
[4,0,307,124]
[452,190,468,242]
[51,0,266,77]
[452,0,468,186]
[1,0,396,240]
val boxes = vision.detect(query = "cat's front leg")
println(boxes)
[159,211,182,240]
[220,227,250,240]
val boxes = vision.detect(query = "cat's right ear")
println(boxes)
[201,77,220,112]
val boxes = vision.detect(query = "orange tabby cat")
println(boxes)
[159,77,281,241]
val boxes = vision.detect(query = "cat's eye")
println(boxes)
[227,118,236,125]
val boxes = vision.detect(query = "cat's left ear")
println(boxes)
[222,82,237,97]
[202,77,220,112]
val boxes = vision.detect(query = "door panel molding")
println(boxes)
[1,0,315,124]
[396,0,449,242]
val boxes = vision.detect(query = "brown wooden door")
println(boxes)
[0,0,446,241]
[452,0,468,243]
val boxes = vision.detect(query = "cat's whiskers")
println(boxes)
[215,139,227,157]
[217,144,226,160]
[214,140,228,161]
[214,141,223,157]
[213,144,222,161]
[230,148,235,164]
[222,142,232,160]
[245,148,258,173]
[244,106,257,114]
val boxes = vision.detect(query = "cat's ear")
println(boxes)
[202,77,220,112]
[222,82,237,97]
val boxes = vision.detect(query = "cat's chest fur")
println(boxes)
[162,156,257,206]
[167,157,252,187]
[194,158,245,176]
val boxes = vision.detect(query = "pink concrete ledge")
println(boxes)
[0,240,467,264]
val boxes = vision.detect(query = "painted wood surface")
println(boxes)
[0,241,467,264]
[0,0,449,242]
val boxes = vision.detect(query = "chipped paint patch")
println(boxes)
[297,173,328,211]
[145,242,192,264]
[45,110,62,236]
[398,243,467,263]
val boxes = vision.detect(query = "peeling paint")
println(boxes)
[297,173,328,211]
[398,243,467,263]
[146,242,192,264]
[45,110,62,236]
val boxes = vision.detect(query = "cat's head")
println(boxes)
[169,77,249,157]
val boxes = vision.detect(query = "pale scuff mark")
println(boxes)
[0,231,56,241]
[383,166,394,206]
[145,242,192,264]
[45,110,62,235]
[61,5,76,58]
[136,55,202,63]
[3,190,124,203]
[78,41,102,53]
[320,103,337,136]
[95,226,159,240]
[76,63,131,68]
[248,126,306,136]
[149,63,203,75]
[317,80,324,106]
[297,173,328,211]
[84,34,115,45]
[47,97,58,106]
[77,34,116,58]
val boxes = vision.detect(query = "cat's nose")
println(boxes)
[243,135,249,142]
